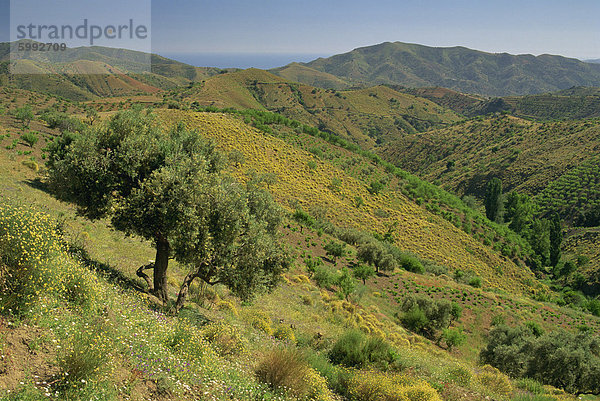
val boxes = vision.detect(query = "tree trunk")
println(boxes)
[136,263,155,291]
[153,236,170,304]
[174,271,199,312]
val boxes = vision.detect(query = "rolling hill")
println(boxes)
[177,68,461,148]
[0,41,234,100]
[274,42,600,96]
[380,115,600,197]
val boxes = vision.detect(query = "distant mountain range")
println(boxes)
[0,41,234,100]
[4,40,600,100]
[273,42,600,96]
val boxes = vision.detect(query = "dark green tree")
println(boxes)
[336,268,356,300]
[504,191,536,233]
[324,240,346,263]
[485,177,503,223]
[549,214,563,268]
[47,109,288,306]
[353,263,375,285]
[15,105,34,127]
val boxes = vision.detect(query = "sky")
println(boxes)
[2,0,600,67]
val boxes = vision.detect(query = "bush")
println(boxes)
[324,240,345,262]
[329,330,394,369]
[202,322,249,356]
[273,325,296,343]
[477,370,513,395]
[256,348,336,400]
[446,365,472,386]
[57,323,112,387]
[20,131,38,147]
[314,266,335,289]
[0,203,64,315]
[442,328,466,350]
[468,276,482,288]
[40,112,85,132]
[256,347,310,396]
[480,324,600,394]
[399,295,460,339]
[348,370,441,401]
[515,378,546,395]
[399,254,425,274]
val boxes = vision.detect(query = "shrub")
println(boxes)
[477,371,513,395]
[0,203,64,315]
[348,370,441,401]
[314,266,335,289]
[468,276,482,288]
[21,159,39,172]
[57,323,112,387]
[255,347,310,398]
[243,310,273,336]
[20,131,38,147]
[202,322,249,356]
[329,329,394,369]
[273,325,296,343]
[399,295,460,339]
[515,378,546,395]
[446,365,472,386]
[442,328,466,350]
[324,240,345,262]
[216,300,238,316]
[399,254,425,274]
[480,324,600,394]
[40,111,85,132]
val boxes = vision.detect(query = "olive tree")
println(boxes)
[47,109,289,306]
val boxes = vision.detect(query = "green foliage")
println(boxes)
[304,255,324,277]
[399,295,460,339]
[367,180,385,195]
[481,324,600,395]
[353,263,375,284]
[505,192,537,234]
[293,208,316,229]
[20,132,38,147]
[313,266,335,289]
[442,328,466,351]
[15,105,34,127]
[329,330,394,369]
[549,214,562,267]
[46,109,288,305]
[336,268,356,300]
[40,111,85,133]
[468,276,482,288]
[324,240,345,262]
[485,177,503,223]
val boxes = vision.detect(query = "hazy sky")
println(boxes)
[2,0,600,60]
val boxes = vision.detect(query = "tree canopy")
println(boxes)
[47,109,289,307]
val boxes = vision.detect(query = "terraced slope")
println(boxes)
[180,69,461,148]
[380,115,600,197]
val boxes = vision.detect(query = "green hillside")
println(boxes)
[285,42,600,96]
[2,90,600,400]
[177,68,461,148]
[0,42,234,101]
[380,115,600,197]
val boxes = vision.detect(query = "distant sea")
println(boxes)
[158,53,330,70]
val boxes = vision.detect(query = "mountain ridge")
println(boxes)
[272,41,600,96]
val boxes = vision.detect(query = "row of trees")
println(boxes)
[47,109,289,309]
[481,324,600,395]
[484,178,563,269]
